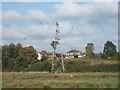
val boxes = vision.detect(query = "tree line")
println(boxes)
[85,41,119,59]
[1,41,119,71]
[2,43,38,71]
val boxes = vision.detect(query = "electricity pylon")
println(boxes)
[50,22,65,73]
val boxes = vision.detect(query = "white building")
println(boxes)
[37,51,48,60]
[37,52,42,60]
[65,49,86,58]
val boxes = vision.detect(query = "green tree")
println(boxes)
[0,45,2,71]
[8,43,15,58]
[103,41,117,58]
[2,44,9,70]
[16,46,38,69]
[2,43,22,71]
[85,42,94,58]
[14,43,22,58]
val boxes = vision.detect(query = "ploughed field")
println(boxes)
[2,72,119,88]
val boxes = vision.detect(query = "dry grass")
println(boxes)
[89,59,118,66]
[2,72,118,88]
[2,72,118,79]
[64,58,118,66]
[2,80,114,88]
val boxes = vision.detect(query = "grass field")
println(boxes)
[2,72,119,88]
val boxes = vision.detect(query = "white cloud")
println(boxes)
[83,25,95,34]
[2,9,50,24]
[0,11,2,21]
[3,0,119,2]
[93,3,118,17]
[2,2,118,53]
[28,10,48,21]
[54,2,95,18]
[2,0,39,2]
[54,2,117,19]
[3,2,117,25]
[0,25,2,42]
[59,22,72,35]
[91,0,119,2]
[25,24,55,38]
[2,11,22,20]
[55,2,81,18]
[2,26,24,40]
[113,35,118,41]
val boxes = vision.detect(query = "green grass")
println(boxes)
[2,72,118,88]
[22,59,118,73]
[2,59,119,88]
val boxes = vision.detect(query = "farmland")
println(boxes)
[2,72,118,88]
[2,58,119,88]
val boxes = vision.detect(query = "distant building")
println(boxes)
[47,52,53,58]
[37,52,42,60]
[37,50,48,60]
[37,49,86,60]
[65,49,86,58]
[48,52,64,58]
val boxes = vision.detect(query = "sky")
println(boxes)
[1,0,119,53]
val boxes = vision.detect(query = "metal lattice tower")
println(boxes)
[50,22,65,73]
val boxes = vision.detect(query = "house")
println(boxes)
[48,52,65,58]
[47,52,53,58]
[65,49,86,58]
[37,51,64,60]
[37,50,48,60]
[81,52,87,57]
[40,50,48,56]
[37,52,42,60]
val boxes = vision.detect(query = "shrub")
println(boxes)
[23,60,51,72]
[89,64,118,72]
[23,59,118,72]
[65,60,90,72]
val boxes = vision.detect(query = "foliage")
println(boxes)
[23,59,118,72]
[89,64,118,72]
[2,42,118,72]
[103,41,117,58]
[16,46,38,70]
[2,43,22,71]
[85,42,94,58]
[51,40,59,50]
[2,43,38,71]
[2,44,9,70]
[65,60,89,72]
[0,46,2,70]
[23,60,51,72]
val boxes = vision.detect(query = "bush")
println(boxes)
[22,59,118,72]
[89,64,118,72]
[65,60,90,72]
[23,60,51,72]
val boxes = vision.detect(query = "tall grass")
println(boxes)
[2,72,118,88]
[22,59,118,72]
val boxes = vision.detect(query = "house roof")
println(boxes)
[81,52,86,55]
[67,49,82,53]
[38,50,48,55]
